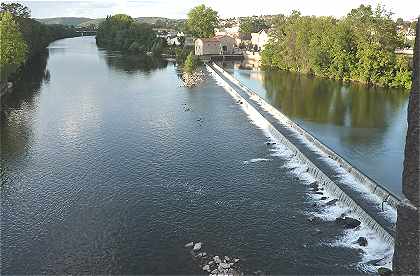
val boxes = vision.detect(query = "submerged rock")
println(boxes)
[357,237,368,246]
[336,216,361,229]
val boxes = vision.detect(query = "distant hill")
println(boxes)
[37,16,185,29]
[37,17,93,26]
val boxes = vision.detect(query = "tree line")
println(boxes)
[95,14,164,55]
[261,5,413,89]
[0,3,80,82]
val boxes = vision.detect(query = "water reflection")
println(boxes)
[224,62,408,129]
[102,51,168,74]
[222,61,409,194]
[1,50,50,159]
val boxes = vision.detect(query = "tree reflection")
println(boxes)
[1,49,50,164]
[261,69,409,129]
[102,51,168,74]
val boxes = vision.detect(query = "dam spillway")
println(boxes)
[207,62,400,248]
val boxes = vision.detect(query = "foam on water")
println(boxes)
[207,65,394,272]
[243,158,272,164]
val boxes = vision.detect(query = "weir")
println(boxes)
[207,62,401,248]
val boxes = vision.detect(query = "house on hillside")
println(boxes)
[195,35,236,56]
[251,29,270,51]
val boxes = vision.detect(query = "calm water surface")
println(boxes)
[2,37,375,274]
[224,63,409,196]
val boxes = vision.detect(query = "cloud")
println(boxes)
[9,0,420,20]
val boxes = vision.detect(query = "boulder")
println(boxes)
[184,242,194,248]
[203,265,210,271]
[315,192,323,195]
[357,237,368,246]
[336,217,361,229]
[320,196,328,200]
[193,242,202,251]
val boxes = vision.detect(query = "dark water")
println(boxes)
[2,37,372,274]
[224,63,409,196]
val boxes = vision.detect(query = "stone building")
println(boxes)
[194,35,236,56]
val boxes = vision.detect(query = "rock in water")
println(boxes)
[335,216,361,229]
[357,237,368,246]
[184,242,194,248]
[214,255,221,263]
[203,265,210,271]
[193,242,202,251]
[378,267,392,276]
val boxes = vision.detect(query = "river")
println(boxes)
[223,62,409,196]
[1,37,391,274]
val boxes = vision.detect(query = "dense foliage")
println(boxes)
[186,4,218,38]
[239,17,268,36]
[261,5,412,89]
[0,12,27,68]
[183,52,200,74]
[0,3,79,81]
[96,14,161,54]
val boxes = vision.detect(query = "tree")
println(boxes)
[240,17,268,36]
[183,52,199,74]
[186,4,218,38]
[261,4,412,89]
[0,2,30,18]
[0,12,27,67]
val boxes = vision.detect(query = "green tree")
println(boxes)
[239,17,268,36]
[0,11,27,77]
[183,52,199,74]
[186,4,218,38]
[261,4,412,89]
[0,2,30,18]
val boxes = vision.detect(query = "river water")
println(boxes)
[1,37,390,274]
[223,63,409,196]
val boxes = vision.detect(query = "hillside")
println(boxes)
[37,17,93,26]
[36,16,185,30]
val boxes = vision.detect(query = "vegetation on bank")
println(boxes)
[0,3,79,81]
[183,52,201,74]
[261,5,412,89]
[95,14,164,55]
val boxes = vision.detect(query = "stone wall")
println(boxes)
[393,17,420,275]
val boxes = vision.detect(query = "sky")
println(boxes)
[12,0,420,20]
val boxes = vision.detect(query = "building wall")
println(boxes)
[195,39,221,55]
